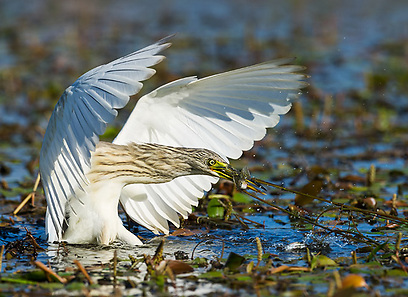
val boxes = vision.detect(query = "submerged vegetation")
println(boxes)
[1,0,408,296]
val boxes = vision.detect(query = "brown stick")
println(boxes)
[13,193,33,215]
[392,251,408,274]
[73,260,93,285]
[0,245,4,273]
[24,227,45,251]
[13,173,41,215]
[33,261,67,284]
[31,173,41,206]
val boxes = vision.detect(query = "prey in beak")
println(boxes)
[208,160,266,194]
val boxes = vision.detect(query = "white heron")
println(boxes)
[39,36,307,245]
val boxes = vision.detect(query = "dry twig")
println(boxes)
[32,261,67,284]
[0,245,4,273]
[73,259,94,285]
[13,173,41,215]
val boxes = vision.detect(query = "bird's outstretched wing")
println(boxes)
[39,37,171,242]
[113,59,307,234]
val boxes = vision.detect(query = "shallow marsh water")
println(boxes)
[1,0,408,296]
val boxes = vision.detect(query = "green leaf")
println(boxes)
[232,275,253,282]
[207,198,224,218]
[232,192,253,204]
[192,257,208,267]
[198,271,223,279]
[0,277,38,285]
[24,270,49,282]
[225,252,245,271]
[386,269,407,277]
[310,255,337,270]
[349,186,369,193]
[65,282,86,291]
[366,242,388,262]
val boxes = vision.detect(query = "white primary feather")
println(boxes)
[40,37,172,242]
[113,59,307,235]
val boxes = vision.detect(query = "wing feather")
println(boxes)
[39,37,171,241]
[122,195,169,234]
[144,187,181,226]
[114,58,307,234]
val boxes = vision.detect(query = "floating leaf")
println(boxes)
[349,186,369,193]
[207,198,225,218]
[349,262,383,275]
[339,174,366,183]
[295,180,324,206]
[310,255,337,270]
[65,282,86,291]
[232,275,253,282]
[385,269,408,277]
[198,271,223,279]
[166,260,194,275]
[225,252,245,271]
[171,228,208,237]
[24,270,49,282]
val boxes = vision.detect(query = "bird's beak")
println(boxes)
[209,161,235,180]
[209,161,266,194]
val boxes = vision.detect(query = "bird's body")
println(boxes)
[39,36,307,245]
[62,142,226,245]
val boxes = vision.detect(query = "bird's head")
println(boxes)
[185,149,229,177]
[186,149,259,191]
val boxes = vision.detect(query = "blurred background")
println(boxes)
[1,0,407,128]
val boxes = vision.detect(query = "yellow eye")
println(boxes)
[207,159,216,166]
